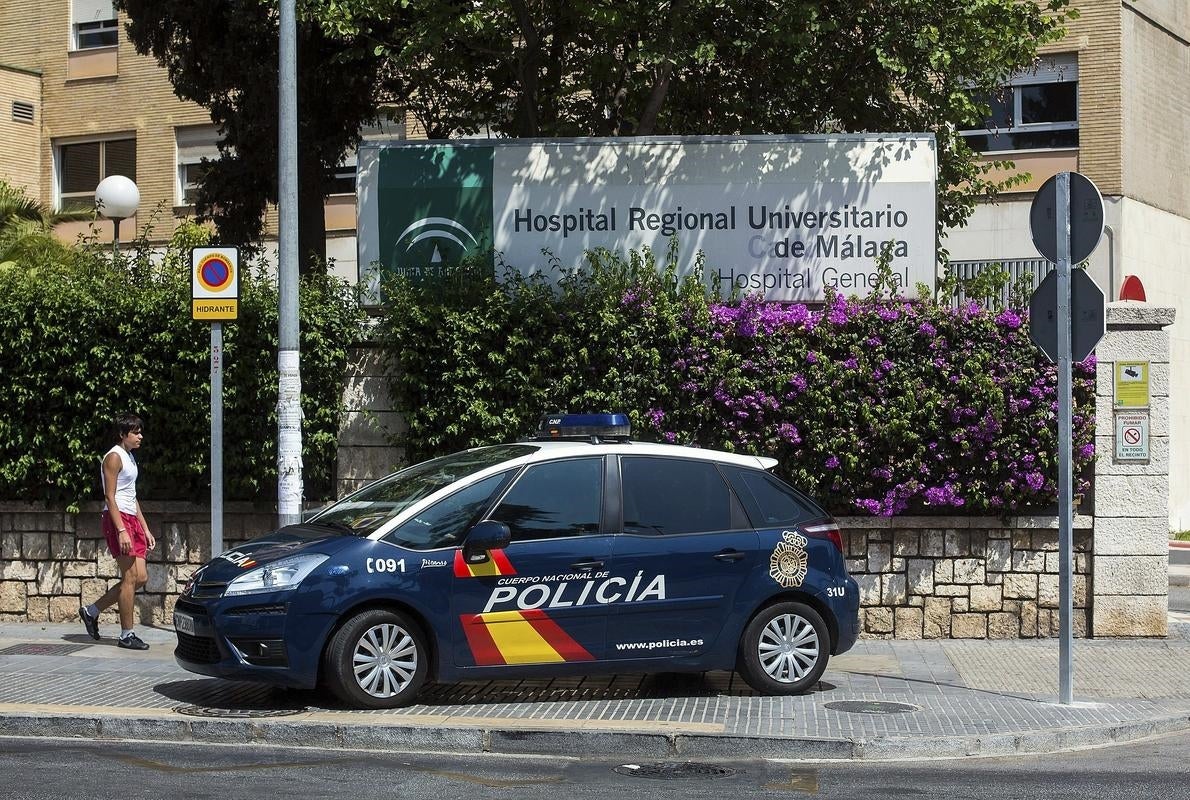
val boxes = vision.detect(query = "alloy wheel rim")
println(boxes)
[352,622,418,698]
[757,613,819,683]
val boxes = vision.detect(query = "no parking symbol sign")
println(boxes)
[191,247,240,321]
[1114,412,1149,462]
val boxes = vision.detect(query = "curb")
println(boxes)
[3,709,1190,761]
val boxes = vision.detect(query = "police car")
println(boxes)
[174,414,859,708]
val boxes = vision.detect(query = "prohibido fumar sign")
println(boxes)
[357,135,937,303]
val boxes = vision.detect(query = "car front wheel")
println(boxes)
[738,601,829,694]
[325,608,428,709]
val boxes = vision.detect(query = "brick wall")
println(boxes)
[0,65,41,196]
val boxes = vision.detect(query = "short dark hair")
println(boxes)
[114,413,144,440]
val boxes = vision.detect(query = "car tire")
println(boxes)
[737,601,829,695]
[324,608,429,709]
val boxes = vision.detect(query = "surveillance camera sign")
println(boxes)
[191,247,239,321]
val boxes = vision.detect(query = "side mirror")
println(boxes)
[462,520,511,564]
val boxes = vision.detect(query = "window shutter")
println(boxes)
[72,0,114,23]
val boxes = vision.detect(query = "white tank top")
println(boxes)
[101,445,138,515]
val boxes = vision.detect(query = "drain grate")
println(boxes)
[0,643,91,656]
[614,763,737,780]
[173,704,306,718]
[824,700,920,714]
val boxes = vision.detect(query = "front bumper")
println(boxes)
[172,595,332,689]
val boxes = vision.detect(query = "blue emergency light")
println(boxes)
[534,412,631,441]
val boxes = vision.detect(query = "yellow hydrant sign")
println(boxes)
[191,247,240,321]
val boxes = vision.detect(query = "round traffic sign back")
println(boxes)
[1030,172,1105,264]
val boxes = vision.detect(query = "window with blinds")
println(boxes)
[175,125,221,205]
[58,138,136,212]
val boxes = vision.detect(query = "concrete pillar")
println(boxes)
[1091,302,1175,636]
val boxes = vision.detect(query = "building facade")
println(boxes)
[946,0,1188,529]
[0,0,391,282]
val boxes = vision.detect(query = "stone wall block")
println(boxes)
[933,559,954,583]
[951,614,988,638]
[145,563,170,594]
[0,531,19,559]
[1094,555,1169,595]
[165,523,188,563]
[25,596,49,622]
[62,561,96,578]
[906,559,934,595]
[1012,531,1032,550]
[1093,516,1171,555]
[969,584,1003,612]
[846,559,865,574]
[923,597,951,638]
[867,543,892,573]
[74,514,102,539]
[35,562,63,596]
[985,539,1012,572]
[988,612,1020,639]
[81,578,108,602]
[12,513,48,532]
[933,584,968,597]
[953,559,985,584]
[846,532,867,558]
[76,539,98,560]
[894,607,924,639]
[1012,550,1045,573]
[1094,474,1168,517]
[944,531,970,556]
[97,551,120,579]
[1020,601,1039,637]
[50,533,74,559]
[0,581,27,613]
[1003,573,1038,600]
[1092,596,1168,637]
[1031,533,1059,552]
[922,531,944,557]
[48,597,78,623]
[22,532,49,559]
[62,577,80,595]
[881,574,907,606]
[0,560,37,581]
[892,531,918,556]
[864,607,893,635]
[1038,575,1059,608]
[856,574,881,606]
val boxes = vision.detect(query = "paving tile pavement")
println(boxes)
[1,621,1189,760]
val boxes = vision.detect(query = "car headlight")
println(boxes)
[224,554,329,597]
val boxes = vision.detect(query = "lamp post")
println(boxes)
[94,175,140,258]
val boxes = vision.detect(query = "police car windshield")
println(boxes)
[309,445,538,536]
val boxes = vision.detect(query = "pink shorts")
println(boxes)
[102,511,148,559]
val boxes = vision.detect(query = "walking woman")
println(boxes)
[79,413,156,650]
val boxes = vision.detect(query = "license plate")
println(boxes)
[174,611,196,636]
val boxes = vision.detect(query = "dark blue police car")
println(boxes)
[174,414,859,708]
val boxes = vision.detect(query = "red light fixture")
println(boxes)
[1119,275,1146,301]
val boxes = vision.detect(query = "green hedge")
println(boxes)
[0,221,362,507]
[376,246,1096,516]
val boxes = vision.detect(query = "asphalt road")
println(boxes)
[1,732,1189,800]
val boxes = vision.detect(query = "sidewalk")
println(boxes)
[2,619,1189,761]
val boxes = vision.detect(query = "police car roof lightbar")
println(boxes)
[534,412,631,442]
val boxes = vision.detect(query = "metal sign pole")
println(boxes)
[1056,172,1074,705]
[211,322,224,558]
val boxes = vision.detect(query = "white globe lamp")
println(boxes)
[95,175,140,256]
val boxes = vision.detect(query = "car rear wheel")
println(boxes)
[325,608,428,709]
[738,601,829,694]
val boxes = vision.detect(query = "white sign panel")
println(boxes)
[358,136,938,302]
[1114,411,1150,462]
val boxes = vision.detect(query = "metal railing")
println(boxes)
[947,257,1052,308]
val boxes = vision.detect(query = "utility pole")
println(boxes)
[277,0,302,526]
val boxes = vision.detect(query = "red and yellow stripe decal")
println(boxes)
[460,609,594,665]
[453,548,516,578]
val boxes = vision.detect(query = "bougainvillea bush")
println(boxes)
[376,247,1095,516]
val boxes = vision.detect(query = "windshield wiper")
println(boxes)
[310,520,364,536]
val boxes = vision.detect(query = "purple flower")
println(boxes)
[918,321,937,337]
[995,309,1022,329]
[843,357,858,370]
[825,455,840,469]
[777,422,802,445]
[806,352,818,365]
[645,408,665,427]
[1025,471,1045,491]
[1078,442,1095,459]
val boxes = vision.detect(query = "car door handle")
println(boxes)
[570,560,604,571]
[714,550,746,563]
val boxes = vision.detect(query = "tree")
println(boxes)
[313,0,1074,243]
[0,180,88,270]
[115,0,386,272]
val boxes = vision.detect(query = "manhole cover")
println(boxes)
[0,643,91,656]
[824,700,920,714]
[173,705,306,718]
[614,763,737,780]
